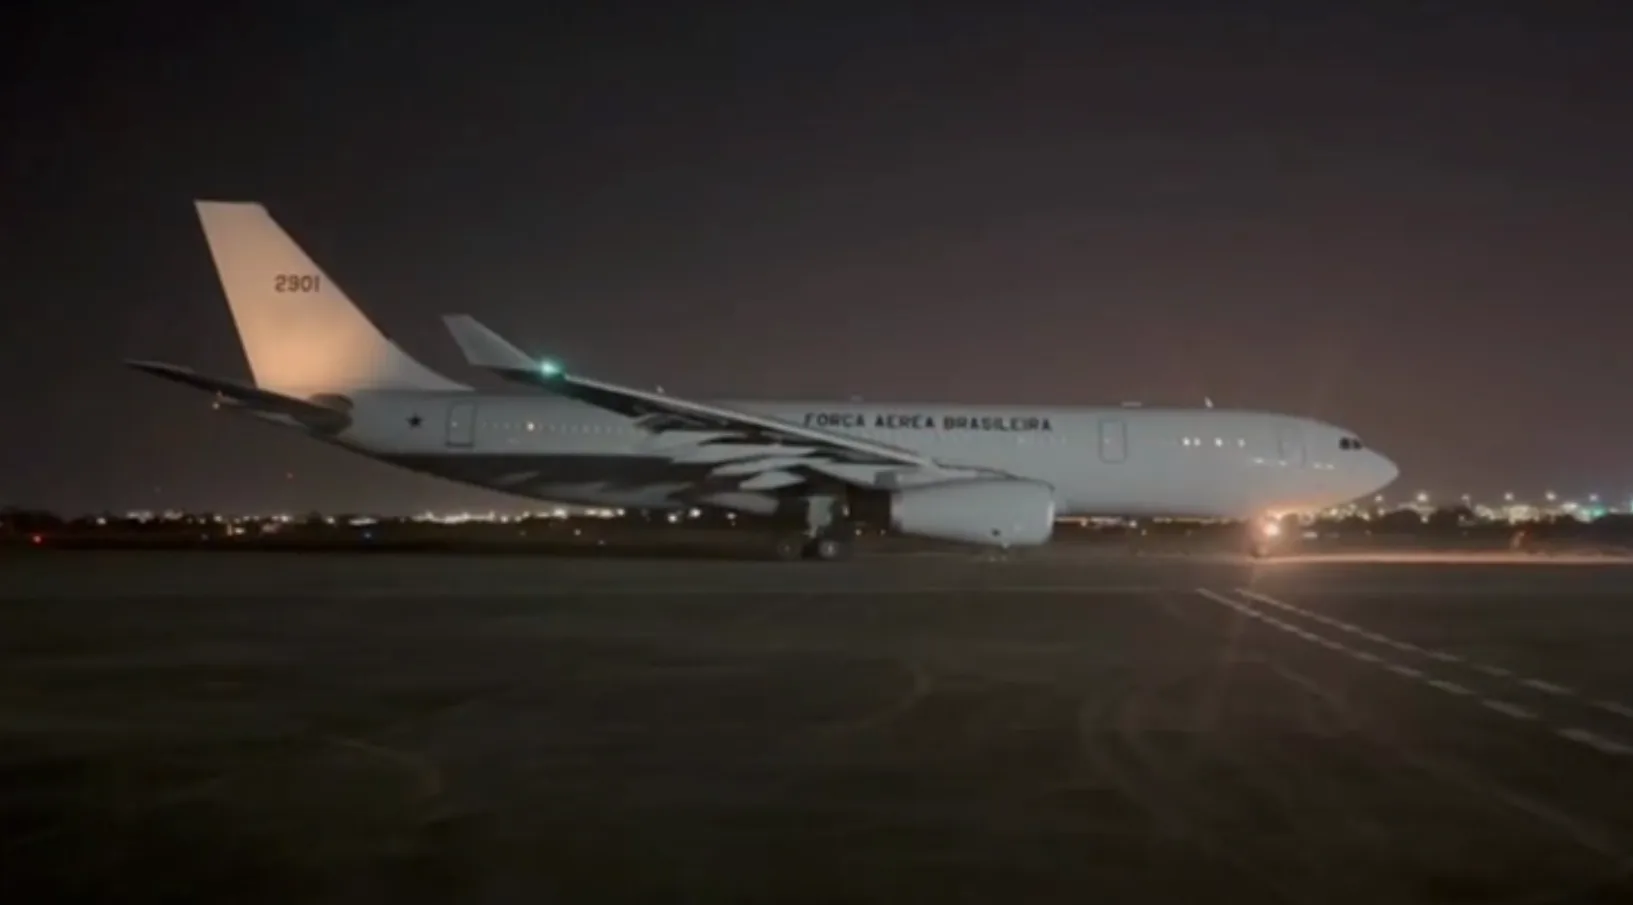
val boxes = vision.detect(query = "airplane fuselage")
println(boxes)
[321,391,1398,519]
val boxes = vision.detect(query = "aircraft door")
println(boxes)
[1277,424,1305,467]
[446,401,477,448]
[1098,418,1127,462]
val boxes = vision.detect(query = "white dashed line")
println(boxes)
[1521,679,1575,697]
[1556,728,1633,757]
[1194,588,1250,610]
[1595,701,1633,721]
[1482,700,1538,721]
[1234,588,1633,719]
[1201,588,1633,759]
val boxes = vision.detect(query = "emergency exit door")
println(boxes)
[446,401,477,448]
[1098,418,1127,462]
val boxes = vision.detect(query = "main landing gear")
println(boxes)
[770,494,856,562]
[772,532,853,562]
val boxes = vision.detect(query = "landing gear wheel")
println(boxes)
[804,536,851,562]
[1249,540,1273,559]
[771,534,806,561]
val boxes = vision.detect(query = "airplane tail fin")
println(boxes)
[193,201,466,396]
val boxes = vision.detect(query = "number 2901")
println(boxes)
[274,274,321,293]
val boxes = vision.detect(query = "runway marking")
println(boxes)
[1235,588,1427,657]
[1557,728,1633,757]
[1234,588,1633,721]
[1596,701,1633,722]
[1198,588,1633,757]
[1262,659,1633,864]
[1521,679,1575,697]
[1482,700,1537,721]
[1194,588,1255,611]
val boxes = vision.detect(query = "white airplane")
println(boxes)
[129,201,1399,560]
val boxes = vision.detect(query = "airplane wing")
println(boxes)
[441,315,963,476]
[125,360,352,433]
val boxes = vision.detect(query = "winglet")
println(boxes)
[442,314,540,372]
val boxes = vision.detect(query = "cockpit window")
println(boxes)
[1339,436,1365,450]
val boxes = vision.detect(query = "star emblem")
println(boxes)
[407,414,423,428]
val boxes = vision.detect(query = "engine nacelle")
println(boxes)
[889,479,1057,547]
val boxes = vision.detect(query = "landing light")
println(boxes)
[538,359,563,378]
[1259,521,1282,538]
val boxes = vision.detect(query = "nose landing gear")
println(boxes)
[1247,517,1284,559]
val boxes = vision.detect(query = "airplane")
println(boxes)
[128,201,1399,561]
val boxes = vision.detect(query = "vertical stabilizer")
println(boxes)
[193,201,466,395]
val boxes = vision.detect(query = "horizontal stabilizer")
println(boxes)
[125,360,352,432]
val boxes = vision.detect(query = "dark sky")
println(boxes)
[6,2,1633,514]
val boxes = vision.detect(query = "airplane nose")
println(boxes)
[1374,453,1400,489]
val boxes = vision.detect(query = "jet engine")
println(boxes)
[889,478,1056,547]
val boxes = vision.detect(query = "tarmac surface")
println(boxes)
[4,549,1633,903]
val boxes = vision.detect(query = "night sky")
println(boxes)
[6,3,1633,514]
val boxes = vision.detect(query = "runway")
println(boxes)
[3,552,1633,903]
